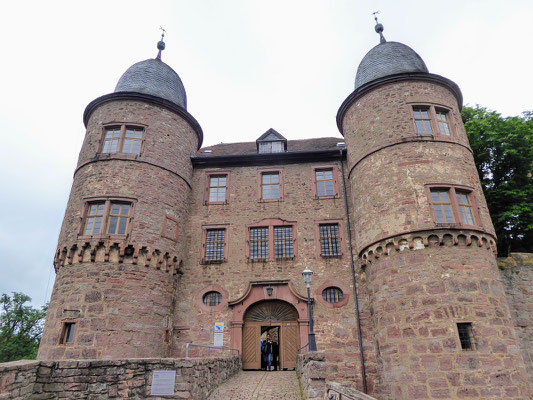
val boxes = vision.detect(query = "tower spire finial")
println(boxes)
[372,11,386,44]
[156,26,166,60]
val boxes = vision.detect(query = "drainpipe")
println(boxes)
[339,151,368,394]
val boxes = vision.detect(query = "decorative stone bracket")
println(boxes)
[53,241,183,275]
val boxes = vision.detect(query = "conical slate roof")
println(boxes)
[114,58,187,109]
[355,41,428,89]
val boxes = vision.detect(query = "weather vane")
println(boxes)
[372,11,386,44]
[156,26,166,60]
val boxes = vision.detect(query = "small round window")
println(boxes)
[322,287,343,303]
[203,291,222,307]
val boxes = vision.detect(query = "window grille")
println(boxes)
[205,229,225,262]
[274,226,293,259]
[457,322,474,350]
[203,291,222,307]
[320,224,340,257]
[250,227,269,260]
[322,287,343,303]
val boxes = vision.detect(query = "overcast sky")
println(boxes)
[0,0,531,307]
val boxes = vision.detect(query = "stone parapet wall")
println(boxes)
[0,356,241,399]
[499,252,533,391]
[297,352,327,399]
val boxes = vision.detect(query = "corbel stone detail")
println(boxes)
[360,230,497,266]
[53,241,183,275]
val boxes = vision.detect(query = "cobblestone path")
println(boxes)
[207,370,303,400]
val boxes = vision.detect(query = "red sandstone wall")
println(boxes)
[172,160,372,391]
[39,100,197,360]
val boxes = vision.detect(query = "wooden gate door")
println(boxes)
[281,321,299,369]
[242,323,261,370]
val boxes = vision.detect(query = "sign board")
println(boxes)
[150,370,176,396]
[214,322,224,347]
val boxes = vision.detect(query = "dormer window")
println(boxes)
[256,128,287,154]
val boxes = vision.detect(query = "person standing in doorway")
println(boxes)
[265,336,273,371]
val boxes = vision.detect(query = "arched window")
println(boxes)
[203,291,222,307]
[322,287,343,303]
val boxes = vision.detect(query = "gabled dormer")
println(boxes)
[256,128,287,153]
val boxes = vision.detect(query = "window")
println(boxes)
[413,107,433,134]
[427,185,478,227]
[261,172,280,201]
[203,291,222,307]
[274,226,294,259]
[247,219,296,261]
[322,287,343,303]
[436,109,451,136]
[201,225,228,264]
[457,322,474,350]
[208,175,227,203]
[80,198,134,237]
[60,322,75,344]
[83,203,105,235]
[312,166,338,198]
[412,105,453,136]
[100,125,144,155]
[456,191,475,225]
[316,169,334,197]
[430,190,454,223]
[319,224,341,257]
[250,227,269,260]
[205,229,226,263]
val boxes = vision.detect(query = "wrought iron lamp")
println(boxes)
[302,268,317,351]
[266,285,273,296]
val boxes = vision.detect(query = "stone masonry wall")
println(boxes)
[364,241,531,399]
[174,160,374,392]
[297,352,327,399]
[499,253,533,392]
[0,356,241,400]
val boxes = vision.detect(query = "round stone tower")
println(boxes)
[337,25,531,399]
[38,39,202,360]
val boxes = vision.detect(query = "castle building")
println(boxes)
[37,25,532,399]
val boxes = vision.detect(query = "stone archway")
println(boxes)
[228,280,310,370]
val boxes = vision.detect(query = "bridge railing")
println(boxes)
[326,384,378,400]
[185,343,240,358]
[297,342,309,355]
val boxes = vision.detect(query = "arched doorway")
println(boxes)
[242,300,300,370]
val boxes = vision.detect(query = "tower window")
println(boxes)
[322,287,343,303]
[430,189,455,223]
[100,125,145,155]
[60,322,76,344]
[413,107,433,134]
[319,224,341,257]
[457,322,474,350]
[427,185,479,227]
[203,291,222,307]
[412,105,454,136]
[436,109,451,136]
[80,198,135,238]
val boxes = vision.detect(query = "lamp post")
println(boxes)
[302,268,317,352]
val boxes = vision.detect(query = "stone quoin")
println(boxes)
[34,23,532,400]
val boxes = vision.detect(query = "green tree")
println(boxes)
[462,106,533,256]
[0,292,47,362]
